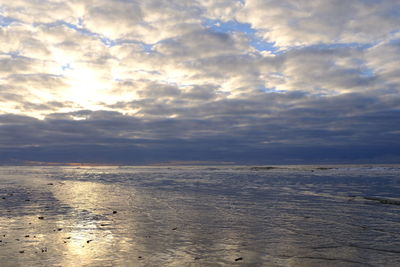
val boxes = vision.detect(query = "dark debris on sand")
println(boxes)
[364,197,400,205]
[250,166,276,171]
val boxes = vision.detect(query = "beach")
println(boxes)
[0,165,399,266]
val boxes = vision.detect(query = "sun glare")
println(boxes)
[66,68,109,108]
[53,60,138,112]
[51,50,112,110]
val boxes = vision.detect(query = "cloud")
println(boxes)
[83,0,143,40]
[0,0,399,163]
[2,0,73,24]
[236,0,400,47]
[200,0,243,21]
[277,46,378,93]
[154,29,247,59]
[366,41,400,89]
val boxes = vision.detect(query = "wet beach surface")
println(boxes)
[0,165,400,266]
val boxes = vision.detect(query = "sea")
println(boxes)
[0,165,399,266]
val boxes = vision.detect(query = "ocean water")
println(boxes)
[0,165,399,266]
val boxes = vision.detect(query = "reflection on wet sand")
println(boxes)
[0,166,400,266]
[53,181,118,266]
[0,173,133,266]
[0,173,264,266]
[54,181,256,266]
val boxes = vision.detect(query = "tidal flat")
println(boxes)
[0,165,399,266]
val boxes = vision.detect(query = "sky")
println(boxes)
[0,0,400,164]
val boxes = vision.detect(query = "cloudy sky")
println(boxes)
[0,0,399,164]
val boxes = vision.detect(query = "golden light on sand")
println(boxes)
[52,180,117,266]
[45,175,145,266]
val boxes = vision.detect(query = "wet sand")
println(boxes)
[1,166,400,266]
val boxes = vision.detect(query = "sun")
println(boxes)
[47,51,140,116]
[65,67,110,109]
[50,48,113,110]
[56,60,129,112]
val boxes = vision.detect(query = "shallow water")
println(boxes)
[0,165,399,266]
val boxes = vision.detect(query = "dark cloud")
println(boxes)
[1,90,399,163]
